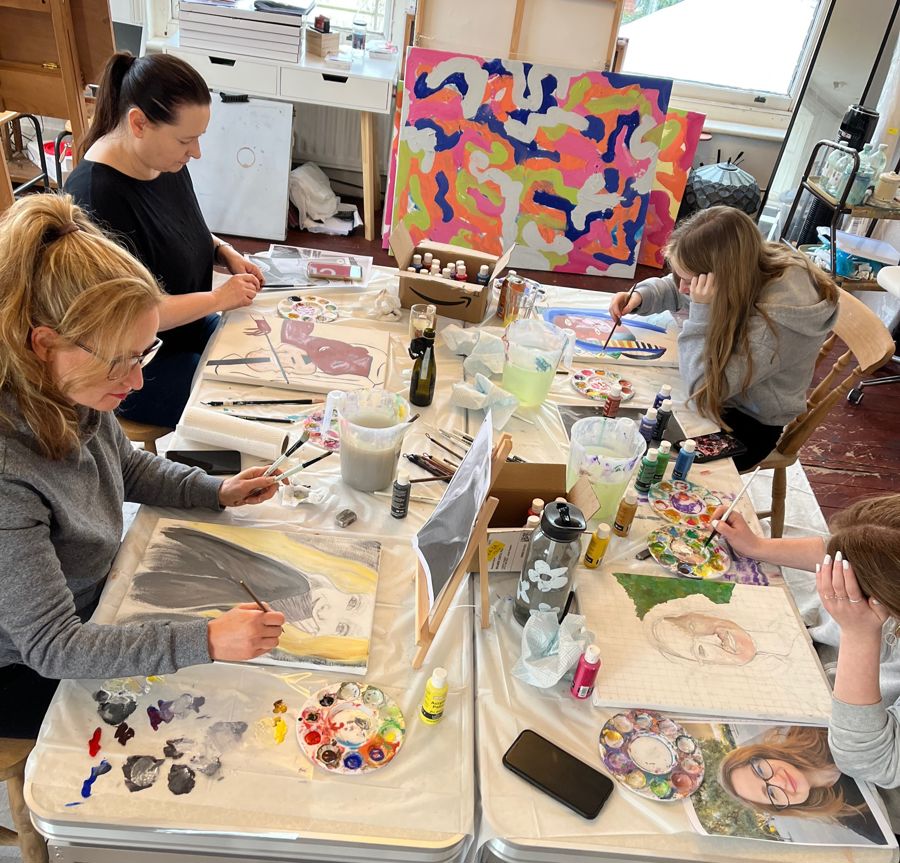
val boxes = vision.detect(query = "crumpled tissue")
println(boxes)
[365,289,402,321]
[463,331,505,377]
[442,324,480,355]
[512,612,594,689]
[451,373,518,429]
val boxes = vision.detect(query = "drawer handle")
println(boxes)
[209,56,236,67]
[321,73,348,84]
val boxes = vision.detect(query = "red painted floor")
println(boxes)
[225,209,900,526]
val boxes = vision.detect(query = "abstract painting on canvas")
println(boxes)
[113,520,381,674]
[388,48,672,276]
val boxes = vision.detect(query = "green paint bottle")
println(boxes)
[653,441,672,485]
[633,447,659,495]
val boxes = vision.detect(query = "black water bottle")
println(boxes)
[409,327,437,407]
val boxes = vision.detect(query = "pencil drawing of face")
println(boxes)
[651,612,757,666]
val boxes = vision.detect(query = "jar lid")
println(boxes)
[540,501,586,541]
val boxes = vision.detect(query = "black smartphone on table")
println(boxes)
[167,449,242,475]
[675,431,748,463]
[502,729,615,819]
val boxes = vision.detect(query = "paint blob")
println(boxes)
[80,760,111,799]
[272,699,287,714]
[122,755,165,792]
[163,738,193,759]
[88,727,102,756]
[571,368,635,402]
[598,709,704,802]
[167,763,196,795]
[93,689,137,726]
[190,754,222,777]
[115,722,135,746]
[648,479,724,529]
[206,721,248,752]
[647,524,731,581]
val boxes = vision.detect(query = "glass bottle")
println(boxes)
[409,326,437,407]
[868,143,889,182]
[513,502,586,625]
[351,2,367,55]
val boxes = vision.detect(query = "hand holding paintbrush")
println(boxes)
[703,467,761,548]
[603,283,641,351]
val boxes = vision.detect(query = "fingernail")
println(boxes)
[710,519,718,528]
[823,554,831,565]
[835,550,843,563]
[872,598,882,606]
[815,563,820,573]
[842,558,850,571]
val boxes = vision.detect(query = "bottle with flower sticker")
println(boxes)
[513,502,586,626]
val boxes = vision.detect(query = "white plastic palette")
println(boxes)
[571,368,635,402]
[277,295,339,323]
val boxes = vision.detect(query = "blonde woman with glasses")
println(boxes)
[0,195,284,739]
[609,206,839,470]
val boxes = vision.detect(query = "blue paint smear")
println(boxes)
[482,58,510,77]
[412,118,462,153]
[412,70,468,101]
[606,71,672,102]
[603,167,620,193]
[473,105,560,165]
[434,172,454,223]
[80,759,111,799]
[584,116,605,143]
[602,112,641,164]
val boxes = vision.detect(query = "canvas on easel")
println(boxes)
[412,417,512,669]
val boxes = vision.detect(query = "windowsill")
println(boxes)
[697,118,786,142]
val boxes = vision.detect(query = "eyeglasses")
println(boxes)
[74,336,163,380]
[750,757,790,810]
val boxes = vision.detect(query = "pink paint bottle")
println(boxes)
[570,644,601,699]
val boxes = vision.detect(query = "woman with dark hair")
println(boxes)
[65,51,265,427]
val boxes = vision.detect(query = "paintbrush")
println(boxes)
[263,432,308,477]
[407,413,421,424]
[409,475,451,484]
[227,413,296,424]
[239,579,268,612]
[426,433,466,461]
[703,467,761,548]
[205,398,322,407]
[278,450,334,481]
[559,590,576,623]
[602,282,638,351]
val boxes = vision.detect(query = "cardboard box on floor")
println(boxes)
[390,222,515,324]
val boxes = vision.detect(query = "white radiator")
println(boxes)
[292,102,391,175]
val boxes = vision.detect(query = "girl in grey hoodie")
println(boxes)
[610,206,839,469]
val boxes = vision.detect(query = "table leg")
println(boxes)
[360,111,379,242]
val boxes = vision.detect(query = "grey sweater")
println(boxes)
[634,267,838,426]
[0,393,224,679]
[830,698,900,831]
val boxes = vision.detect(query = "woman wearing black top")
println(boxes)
[66,52,265,428]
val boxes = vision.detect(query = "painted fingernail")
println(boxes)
[815,563,821,573]
[835,550,843,563]
[842,558,850,571]
[823,554,831,565]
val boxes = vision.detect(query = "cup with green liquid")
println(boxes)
[501,319,570,407]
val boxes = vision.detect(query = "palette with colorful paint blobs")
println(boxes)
[300,408,340,451]
[647,524,731,580]
[648,478,724,529]
[571,368,635,402]
[598,709,704,801]
[277,295,339,323]
[297,682,405,774]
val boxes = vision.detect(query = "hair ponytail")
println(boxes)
[80,51,210,156]
[0,195,163,459]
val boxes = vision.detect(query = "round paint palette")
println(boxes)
[571,368,635,402]
[647,524,731,580]
[598,709,704,801]
[648,479,723,528]
[297,682,405,775]
[300,408,340,451]
[277,295,339,323]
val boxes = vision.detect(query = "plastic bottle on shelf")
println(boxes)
[821,148,847,195]
[868,144,889,185]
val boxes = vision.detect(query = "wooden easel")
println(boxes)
[0,0,114,210]
[412,433,512,670]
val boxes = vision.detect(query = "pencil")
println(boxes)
[602,282,638,351]
[204,398,322,407]
[239,579,268,612]
[703,467,761,548]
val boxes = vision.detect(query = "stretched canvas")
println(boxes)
[202,311,389,392]
[589,573,832,723]
[388,48,672,276]
[684,722,894,847]
[114,520,381,674]
[637,109,706,268]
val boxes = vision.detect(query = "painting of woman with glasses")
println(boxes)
[685,723,892,846]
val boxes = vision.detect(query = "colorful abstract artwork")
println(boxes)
[388,48,672,276]
[203,311,389,392]
[637,109,706,269]
[588,572,833,722]
[114,520,381,674]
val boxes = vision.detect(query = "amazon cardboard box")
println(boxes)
[390,222,514,324]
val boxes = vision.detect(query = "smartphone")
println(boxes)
[675,431,748,464]
[167,449,242,475]
[307,261,363,281]
[502,729,615,819]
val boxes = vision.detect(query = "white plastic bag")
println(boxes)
[288,162,339,224]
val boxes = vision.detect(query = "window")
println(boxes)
[313,0,390,37]
[619,0,827,112]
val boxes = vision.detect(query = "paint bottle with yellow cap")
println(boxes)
[420,667,448,725]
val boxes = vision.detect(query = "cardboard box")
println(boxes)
[306,26,341,57]
[390,222,514,324]
[489,462,567,528]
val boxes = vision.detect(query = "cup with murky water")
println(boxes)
[322,390,413,491]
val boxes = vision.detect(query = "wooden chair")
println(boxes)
[750,289,896,537]
[117,418,173,456]
[0,738,48,863]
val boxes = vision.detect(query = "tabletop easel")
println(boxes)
[0,0,113,210]
[412,433,512,670]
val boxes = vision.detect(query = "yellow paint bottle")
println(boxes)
[583,523,611,569]
[419,667,448,725]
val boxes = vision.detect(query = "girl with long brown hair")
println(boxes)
[65,51,265,428]
[609,206,839,470]
[0,195,284,740]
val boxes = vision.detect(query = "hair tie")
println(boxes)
[41,222,83,247]
[57,222,82,237]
